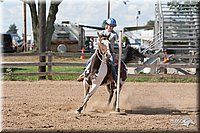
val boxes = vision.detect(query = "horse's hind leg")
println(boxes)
[106,84,114,106]
[113,84,122,110]
[113,89,117,110]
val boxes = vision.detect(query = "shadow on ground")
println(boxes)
[125,106,191,115]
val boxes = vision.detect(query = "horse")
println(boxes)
[76,34,145,114]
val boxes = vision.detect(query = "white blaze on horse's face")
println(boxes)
[101,39,111,56]
[97,32,112,59]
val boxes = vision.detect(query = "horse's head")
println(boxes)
[97,32,111,58]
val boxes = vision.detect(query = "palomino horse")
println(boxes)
[76,34,145,114]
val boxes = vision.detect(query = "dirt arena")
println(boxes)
[2,81,199,132]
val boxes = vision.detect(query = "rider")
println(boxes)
[77,18,119,82]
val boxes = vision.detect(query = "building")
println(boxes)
[51,21,83,52]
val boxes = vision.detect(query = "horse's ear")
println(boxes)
[107,33,111,40]
[97,32,101,38]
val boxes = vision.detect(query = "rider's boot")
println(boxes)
[77,74,85,81]
[77,69,90,82]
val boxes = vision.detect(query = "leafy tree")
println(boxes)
[6,24,18,34]
[146,20,154,27]
[25,0,62,51]
[145,20,154,30]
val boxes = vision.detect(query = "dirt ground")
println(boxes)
[1,81,199,132]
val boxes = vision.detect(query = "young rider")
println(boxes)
[77,18,119,82]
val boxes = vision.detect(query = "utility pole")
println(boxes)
[23,1,27,52]
[136,10,140,27]
[39,0,46,80]
[107,0,110,19]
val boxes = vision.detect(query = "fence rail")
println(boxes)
[1,52,198,79]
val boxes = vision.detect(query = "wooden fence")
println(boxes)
[1,52,198,80]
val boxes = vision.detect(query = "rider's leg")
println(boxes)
[112,65,117,82]
[110,53,117,83]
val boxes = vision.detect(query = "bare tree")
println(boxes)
[25,0,62,51]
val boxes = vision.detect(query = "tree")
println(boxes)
[25,0,62,51]
[6,24,18,34]
[146,20,154,27]
[145,20,154,30]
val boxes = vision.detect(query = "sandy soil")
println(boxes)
[1,81,199,132]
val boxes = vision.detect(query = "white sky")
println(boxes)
[0,0,166,37]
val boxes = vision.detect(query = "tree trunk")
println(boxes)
[27,0,62,52]
[46,1,62,51]
[27,1,39,50]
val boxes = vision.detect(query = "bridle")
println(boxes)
[96,37,111,63]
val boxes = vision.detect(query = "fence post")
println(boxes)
[48,52,53,80]
[38,1,46,80]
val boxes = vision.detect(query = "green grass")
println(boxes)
[2,55,197,82]
[52,66,84,73]
[2,66,84,81]
[126,76,197,83]
[2,66,197,82]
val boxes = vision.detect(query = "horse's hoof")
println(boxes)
[75,110,81,114]
[76,107,83,114]
[115,108,120,112]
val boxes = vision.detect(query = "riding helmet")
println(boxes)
[106,18,117,27]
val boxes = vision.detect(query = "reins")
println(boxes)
[95,40,109,63]
[96,49,106,63]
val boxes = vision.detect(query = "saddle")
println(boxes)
[85,52,127,85]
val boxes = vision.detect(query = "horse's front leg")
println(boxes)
[82,79,90,111]
[76,63,107,114]
[76,94,90,114]
[76,82,100,114]
[76,78,90,113]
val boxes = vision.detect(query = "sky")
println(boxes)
[0,0,165,37]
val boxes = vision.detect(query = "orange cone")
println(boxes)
[164,49,168,63]
[80,47,84,59]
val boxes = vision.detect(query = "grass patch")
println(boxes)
[126,76,197,83]
[2,66,84,81]
[2,66,197,82]
[52,66,84,73]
